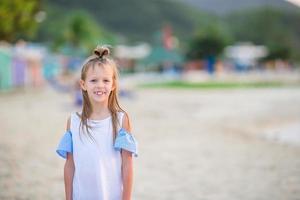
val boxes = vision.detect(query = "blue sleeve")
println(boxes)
[56,131,73,159]
[114,128,138,157]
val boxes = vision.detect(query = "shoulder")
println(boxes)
[120,111,132,133]
[66,112,79,131]
[66,115,71,131]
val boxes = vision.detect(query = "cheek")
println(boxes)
[107,82,114,90]
[108,86,113,92]
[84,83,92,90]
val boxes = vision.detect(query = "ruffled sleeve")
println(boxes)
[56,131,73,159]
[114,128,138,157]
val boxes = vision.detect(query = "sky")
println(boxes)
[286,0,300,7]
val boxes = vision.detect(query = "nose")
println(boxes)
[96,81,104,88]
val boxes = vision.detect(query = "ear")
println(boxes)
[79,79,87,91]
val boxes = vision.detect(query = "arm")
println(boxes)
[64,117,74,200]
[121,113,134,200]
[64,153,74,200]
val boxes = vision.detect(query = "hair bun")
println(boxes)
[94,45,110,58]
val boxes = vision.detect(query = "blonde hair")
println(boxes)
[79,45,127,141]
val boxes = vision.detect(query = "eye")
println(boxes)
[104,79,110,82]
[90,79,97,82]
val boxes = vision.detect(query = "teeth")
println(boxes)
[95,91,104,95]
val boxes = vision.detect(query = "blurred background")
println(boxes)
[0,0,300,199]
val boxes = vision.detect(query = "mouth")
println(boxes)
[94,91,105,96]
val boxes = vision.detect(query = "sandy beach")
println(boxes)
[0,84,300,200]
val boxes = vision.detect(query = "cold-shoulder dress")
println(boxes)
[56,111,138,200]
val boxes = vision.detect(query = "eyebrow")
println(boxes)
[89,76,111,79]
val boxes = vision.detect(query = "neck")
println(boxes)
[89,101,110,119]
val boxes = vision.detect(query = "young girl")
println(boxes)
[56,45,138,200]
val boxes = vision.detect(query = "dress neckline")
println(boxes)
[88,115,112,122]
[76,112,112,123]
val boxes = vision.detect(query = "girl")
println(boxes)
[56,45,138,200]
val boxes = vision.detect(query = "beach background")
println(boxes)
[1,0,300,199]
[1,72,300,199]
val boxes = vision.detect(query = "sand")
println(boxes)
[0,84,300,200]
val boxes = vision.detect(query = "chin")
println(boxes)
[92,98,108,104]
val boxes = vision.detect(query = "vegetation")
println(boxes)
[139,80,290,89]
[1,0,300,62]
[42,0,202,42]
[0,0,41,42]
[186,23,232,59]
[226,7,300,61]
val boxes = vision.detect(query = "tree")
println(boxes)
[186,24,231,73]
[226,7,300,61]
[264,44,291,61]
[36,9,116,52]
[187,24,231,59]
[0,0,41,42]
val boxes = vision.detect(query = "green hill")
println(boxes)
[42,0,207,43]
[177,0,298,14]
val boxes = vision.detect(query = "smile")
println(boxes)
[94,91,105,95]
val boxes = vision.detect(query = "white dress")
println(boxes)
[56,111,138,200]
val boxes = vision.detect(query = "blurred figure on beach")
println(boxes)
[26,45,44,88]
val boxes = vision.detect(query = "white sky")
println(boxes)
[285,0,300,7]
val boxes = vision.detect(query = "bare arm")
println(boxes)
[122,150,133,200]
[121,113,134,200]
[64,153,74,200]
[64,117,74,200]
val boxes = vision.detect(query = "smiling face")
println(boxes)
[80,63,115,106]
